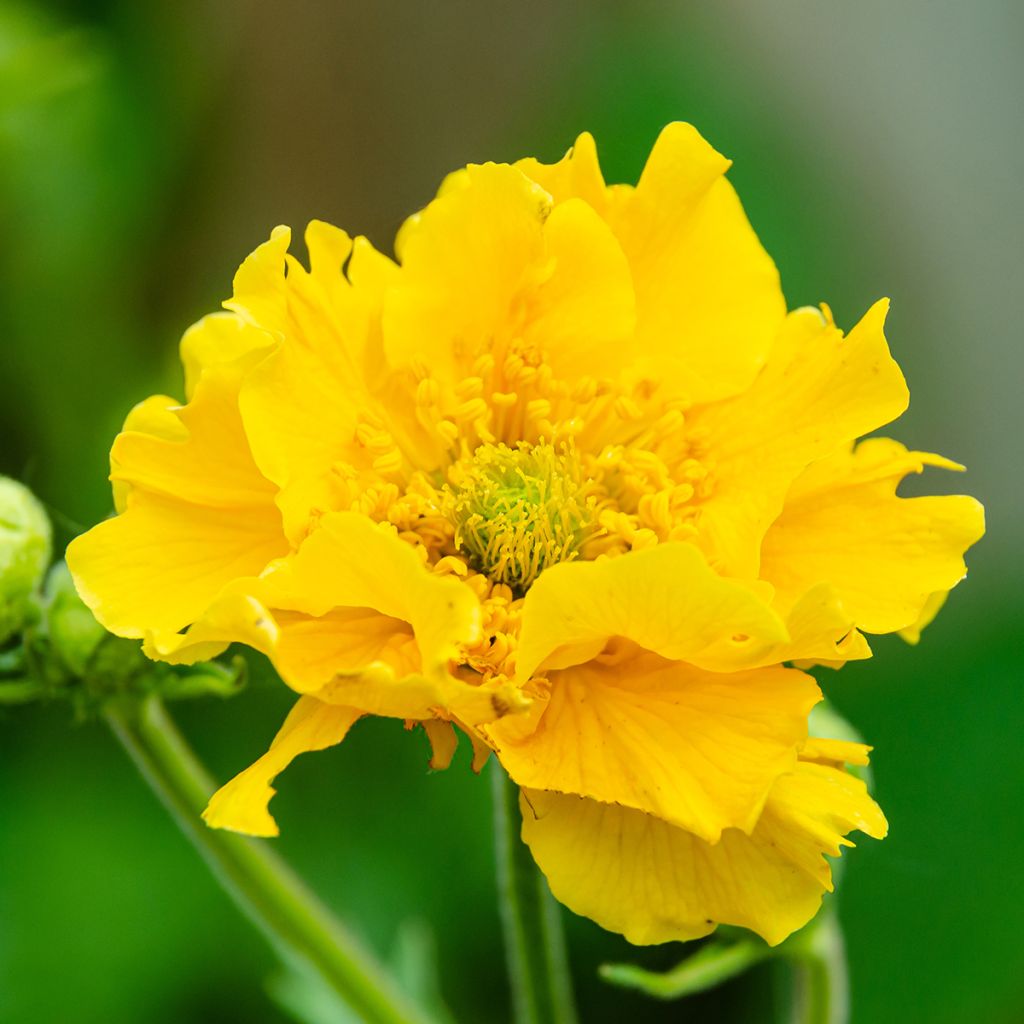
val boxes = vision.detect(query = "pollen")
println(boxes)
[443,442,596,594]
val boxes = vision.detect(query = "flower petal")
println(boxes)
[515,543,789,683]
[760,438,985,634]
[421,719,458,770]
[765,582,873,667]
[385,162,636,392]
[521,757,885,946]
[68,495,285,649]
[232,226,417,542]
[516,131,609,212]
[67,363,286,645]
[223,225,293,338]
[310,667,524,728]
[181,312,276,401]
[691,301,909,577]
[520,123,786,402]
[254,512,528,725]
[519,197,636,381]
[384,163,551,382]
[142,586,277,665]
[759,760,887,888]
[491,650,818,840]
[608,122,786,402]
[110,370,278,511]
[270,607,420,687]
[898,591,947,645]
[799,736,872,769]
[110,396,185,514]
[203,696,361,837]
[257,511,479,668]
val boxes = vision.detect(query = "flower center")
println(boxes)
[443,442,595,593]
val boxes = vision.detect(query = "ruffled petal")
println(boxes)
[898,591,947,645]
[521,755,886,946]
[308,668,522,728]
[421,719,458,770]
[181,311,276,400]
[516,131,609,212]
[691,301,909,577]
[798,736,872,769]
[203,696,361,837]
[758,760,887,888]
[514,543,789,683]
[67,360,287,648]
[240,341,372,544]
[142,585,277,665]
[765,582,873,667]
[254,511,528,725]
[606,122,786,402]
[257,511,478,667]
[231,225,418,543]
[68,495,285,656]
[385,163,551,382]
[270,607,420,686]
[519,197,636,381]
[520,123,786,403]
[385,163,635,388]
[223,225,293,339]
[760,438,985,634]
[110,396,185,514]
[110,369,278,510]
[490,649,818,840]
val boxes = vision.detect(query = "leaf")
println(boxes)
[599,937,771,1000]
[389,919,456,1024]
[266,961,362,1024]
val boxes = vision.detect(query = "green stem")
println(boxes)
[490,763,577,1024]
[104,694,433,1024]
[783,909,849,1024]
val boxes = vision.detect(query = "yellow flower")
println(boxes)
[67,123,984,945]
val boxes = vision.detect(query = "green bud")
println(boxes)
[0,476,52,645]
[159,656,247,701]
[44,562,107,676]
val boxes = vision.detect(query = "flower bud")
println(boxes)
[44,562,107,676]
[0,477,52,645]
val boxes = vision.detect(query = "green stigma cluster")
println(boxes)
[444,442,595,594]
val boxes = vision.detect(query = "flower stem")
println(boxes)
[490,763,577,1024]
[781,908,849,1024]
[104,693,434,1024]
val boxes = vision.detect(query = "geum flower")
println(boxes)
[68,123,984,946]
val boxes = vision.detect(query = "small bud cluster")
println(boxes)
[0,476,246,712]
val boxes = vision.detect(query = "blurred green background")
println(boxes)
[1,2,1021,1022]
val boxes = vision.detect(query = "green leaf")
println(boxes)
[389,919,455,1024]
[599,938,771,1000]
[267,961,363,1024]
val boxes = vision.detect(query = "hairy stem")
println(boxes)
[491,763,577,1024]
[105,694,432,1024]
